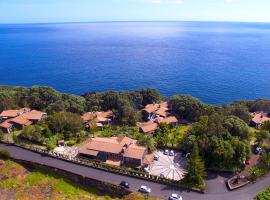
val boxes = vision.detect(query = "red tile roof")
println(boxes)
[0,110,20,118]
[251,112,270,125]
[22,110,46,121]
[157,116,178,124]
[79,136,148,161]
[123,144,146,160]
[138,121,158,133]
[10,116,32,126]
[0,120,13,129]
[143,154,154,165]
[82,111,113,127]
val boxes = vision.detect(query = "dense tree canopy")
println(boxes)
[45,112,83,135]
[184,114,250,169]
[250,99,270,112]
[223,115,251,140]
[170,95,213,121]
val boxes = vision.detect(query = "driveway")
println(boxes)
[149,150,187,181]
[0,143,269,200]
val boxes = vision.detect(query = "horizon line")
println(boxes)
[1,19,270,26]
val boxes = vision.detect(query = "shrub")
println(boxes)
[66,140,76,146]
[0,148,10,160]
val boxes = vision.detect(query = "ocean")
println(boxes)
[0,21,270,104]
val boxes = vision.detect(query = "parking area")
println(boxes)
[148,150,187,181]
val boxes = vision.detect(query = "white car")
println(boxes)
[169,150,175,156]
[144,167,150,173]
[139,185,151,193]
[164,149,169,155]
[169,193,183,200]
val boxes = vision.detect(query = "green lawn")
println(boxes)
[0,160,118,200]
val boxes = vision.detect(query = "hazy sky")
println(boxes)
[0,0,270,24]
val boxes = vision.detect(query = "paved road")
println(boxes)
[0,143,269,200]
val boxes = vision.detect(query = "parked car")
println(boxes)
[169,150,175,156]
[169,194,183,200]
[139,185,151,194]
[154,155,159,161]
[144,167,150,173]
[164,149,169,155]
[181,152,186,158]
[185,153,191,158]
[255,147,262,154]
[134,167,141,171]
[120,181,130,188]
[245,160,251,165]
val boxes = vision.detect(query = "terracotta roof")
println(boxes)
[0,110,20,118]
[118,136,134,146]
[159,101,169,108]
[79,148,99,156]
[81,137,124,154]
[143,104,160,113]
[10,116,32,126]
[22,110,46,121]
[143,101,170,115]
[0,121,13,129]
[251,112,270,125]
[95,116,109,123]
[143,154,154,165]
[82,111,113,124]
[98,111,113,119]
[155,107,169,117]
[158,116,178,124]
[19,108,31,113]
[124,144,146,160]
[139,121,158,133]
[81,112,93,122]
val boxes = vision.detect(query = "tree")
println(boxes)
[184,143,206,189]
[223,116,251,140]
[156,123,169,146]
[250,99,270,112]
[114,98,140,125]
[262,121,270,132]
[170,95,211,121]
[46,112,83,135]
[137,134,157,153]
[20,125,43,143]
[0,148,10,160]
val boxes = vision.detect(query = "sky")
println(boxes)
[0,0,270,24]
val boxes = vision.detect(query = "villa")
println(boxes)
[81,111,113,129]
[139,101,178,133]
[79,136,153,168]
[251,111,270,129]
[0,108,47,133]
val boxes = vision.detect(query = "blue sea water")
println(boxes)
[0,21,270,104]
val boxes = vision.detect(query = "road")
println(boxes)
[0,143,269,200]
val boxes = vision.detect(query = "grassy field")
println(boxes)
[0,160,159,200]
[0,160,117,200]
